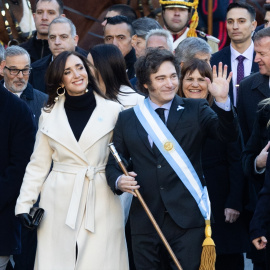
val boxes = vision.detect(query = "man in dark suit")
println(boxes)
[0,83,36,270]
[1,46,48,128]
[106,48,239,270]
[29,16,87,93]
[20,0,65,63]
[0,45,47,270]
[211,2,258,107]
[239,26,270,269]
[104,16,136,80]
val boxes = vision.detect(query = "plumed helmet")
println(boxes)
[159,0,197,11]
[160,0,199,38]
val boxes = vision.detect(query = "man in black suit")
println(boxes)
[211,2,258,107]
[106,48,239,270]
[0,83,36,270]
[29,16,87,93]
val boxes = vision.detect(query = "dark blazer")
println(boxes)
[237,72,270,144]
[202,125,249,254]
[106,95,238,235]
[1,81,48,128]
[250,155,270,241]
[242,102,270,204]
[29,47,88,93]
[0,84,36,255]
[210,46,259,106]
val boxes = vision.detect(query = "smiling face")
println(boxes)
[182,69,208,99]
[226,7,256,46]
[163,7,190,34]
[254,37,270,76]
[61,54,88,96]
[144,61,179,106]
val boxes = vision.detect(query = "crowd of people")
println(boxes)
[1,0,270,269]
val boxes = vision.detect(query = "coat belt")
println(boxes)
[52,162,106,233]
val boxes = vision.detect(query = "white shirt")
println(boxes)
[230,41,254,106]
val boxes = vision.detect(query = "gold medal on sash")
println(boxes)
[164,141,174,151]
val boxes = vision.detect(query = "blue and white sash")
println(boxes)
[133,98,211,220]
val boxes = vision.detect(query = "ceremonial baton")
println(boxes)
[108,143,183,270]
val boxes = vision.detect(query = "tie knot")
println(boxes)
[155,108,166,124]
[237,55,245,63]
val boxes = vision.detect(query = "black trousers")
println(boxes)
[131,212,204,270]
[215,253,244,270]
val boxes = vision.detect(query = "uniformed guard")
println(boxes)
[159,0,220,52]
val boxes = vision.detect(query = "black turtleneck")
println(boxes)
[64,90,96,141]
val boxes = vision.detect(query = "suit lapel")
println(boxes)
[40,96,88,164]
[135,113,153,154]
[78,93,116,152]
[167,95,185,133]
[252,74,270,98]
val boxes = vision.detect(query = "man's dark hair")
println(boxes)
[34,0,64,14]
[226,2,256,21]
[107,4,137,22]
[106,15,135,36]
[254,27,270,42]
[265,4,270,12]
[135,48,180,95]
[132,17,162,39]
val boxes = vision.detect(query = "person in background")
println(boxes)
[15,51,128,270]
[101,4,137,27]
[131,17,162,58]
[2,46,48,128]
[20,0,65,63]
[179,58,249,270]
[211,2,258,107]
[145,28,174,52]
[104,15,136,80]
[175,37,212,66]
[29,16,87,93]
[88,44,144,109]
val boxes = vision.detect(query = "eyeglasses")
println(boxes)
[4,66,32,76]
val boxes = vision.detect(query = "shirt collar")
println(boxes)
[148,97,173,111]
[230,41,254,61]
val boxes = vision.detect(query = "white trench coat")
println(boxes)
[15,92,129,270]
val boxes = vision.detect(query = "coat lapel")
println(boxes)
[40,96,89,164]
[78,93,117,152]
[252,74,270,98]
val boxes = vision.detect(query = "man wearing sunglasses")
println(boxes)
[1,46,47,128]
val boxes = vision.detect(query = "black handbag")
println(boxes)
[29,207,45,228]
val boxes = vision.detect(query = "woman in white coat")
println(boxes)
[15,51,129,270]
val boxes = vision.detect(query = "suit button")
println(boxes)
[160,186,164,190]
[157,165,161,168]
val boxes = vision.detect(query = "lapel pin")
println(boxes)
[177,105,184,111]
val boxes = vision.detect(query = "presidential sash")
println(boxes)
[133,98,211,221]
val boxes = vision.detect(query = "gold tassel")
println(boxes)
[199,220,216,270]
[187,0,199,37]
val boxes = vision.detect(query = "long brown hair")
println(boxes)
[44,51,105,111]
[179,58,214,106]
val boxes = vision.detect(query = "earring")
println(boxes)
[54,86,65,102]
[85,89,89,93]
